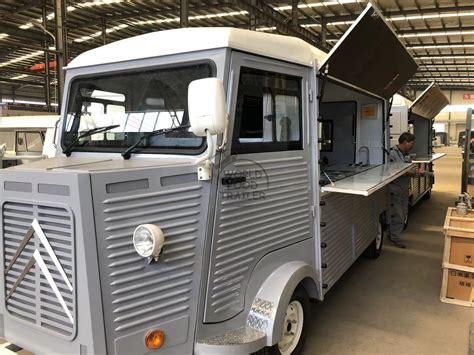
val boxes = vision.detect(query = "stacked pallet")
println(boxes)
[441,207,474,307]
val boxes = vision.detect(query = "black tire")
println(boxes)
[423,189,432,200]
[363,221,385,259]
[253,287,310,355]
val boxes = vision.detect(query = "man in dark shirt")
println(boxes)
[388,132,416,248]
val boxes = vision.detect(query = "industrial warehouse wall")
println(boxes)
[0,107,55,117]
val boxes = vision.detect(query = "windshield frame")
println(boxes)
[60,59,216,156]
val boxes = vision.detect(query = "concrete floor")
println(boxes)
[304,146,474,355]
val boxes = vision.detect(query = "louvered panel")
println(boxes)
[354,195,375,256]
[412,177,420,201]
[320,193,353,292]
[97,183,204,343]
[3,202,75,339]
[205,156,311,322]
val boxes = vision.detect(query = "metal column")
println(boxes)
[180,0,188,28]
[101,18,107,45]
[321,19,327,45]
[462,108,473,194]
[292,0,298,28]
[249,0,257,30]
[54,0,66,109]
[42,2,51,109]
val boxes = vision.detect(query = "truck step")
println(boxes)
[195,326,266,354]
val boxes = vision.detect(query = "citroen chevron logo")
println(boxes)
[4,219,74,324]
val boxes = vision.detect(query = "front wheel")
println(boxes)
[253,287,310,355]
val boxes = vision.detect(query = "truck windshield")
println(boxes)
[62,63,212,155]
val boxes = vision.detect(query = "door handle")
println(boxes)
[221,176,246,185]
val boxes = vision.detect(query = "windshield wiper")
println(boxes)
[62,124,120,157]
[121,125,190,160]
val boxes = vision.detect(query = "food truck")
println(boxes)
[390,83,449,205]
[0,4,418,355]
[0,115,58,168]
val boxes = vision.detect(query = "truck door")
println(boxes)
[203,52,315,323]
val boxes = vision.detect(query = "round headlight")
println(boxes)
[133,224,164,259]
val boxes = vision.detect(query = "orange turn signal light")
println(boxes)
[145,329,165,350]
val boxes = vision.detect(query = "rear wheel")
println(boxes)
[423,189,432,200]
[364,221,385,259]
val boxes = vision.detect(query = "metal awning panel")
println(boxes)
[320,3,418,100]
[409,83,450,119]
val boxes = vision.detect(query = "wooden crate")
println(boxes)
[441,207,474,307]
[443,207,474,239]
[443,207,474,268]
[440,267,474,307]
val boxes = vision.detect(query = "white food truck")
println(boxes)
[0,4,418,355]
[0,115,58,168]
[390,83,449,205]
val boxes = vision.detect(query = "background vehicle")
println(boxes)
[0,115,58,168]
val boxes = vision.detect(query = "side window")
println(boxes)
[16,132,26,152]
[232,67,302,154]
[25,132,44,152]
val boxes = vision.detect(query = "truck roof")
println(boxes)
[0,115,59,128]
[67,27,327,69]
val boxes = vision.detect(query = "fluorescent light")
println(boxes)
[416,55,474,60]
[0,33,8,40]
[422,65,474,69]
[20,23,33,29]
[409,44,474,50]
[274,0,364,11]
[1,99,58,107]
[418,55,474,59]
[0,50,43,68]
[256,27,277,32]
[132,11,248,26]
[10,74,28,80]
[391,11,474,22]
[400,30,474,38]
[19,6,75,29]
[74,23,129,42]
[76,0,124,7]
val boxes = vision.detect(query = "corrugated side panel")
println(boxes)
[321,190,385,295]
[320,193,354,293]
[205,156,311,322]
[96,183,207,353]
[412,177,420,201]
[420,163,427,193]
[3,202,75,339]
[353,194,377,256]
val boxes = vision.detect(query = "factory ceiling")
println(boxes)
[0,0,472,109]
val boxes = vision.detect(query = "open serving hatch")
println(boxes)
[409,82,449,162]
[409,82,449,120]
[320,3,418,196]
[320,3,418,100]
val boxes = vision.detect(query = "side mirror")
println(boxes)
[188,78,227,137]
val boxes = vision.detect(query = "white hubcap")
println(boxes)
[376,222,383,250]
[278,300,304,355]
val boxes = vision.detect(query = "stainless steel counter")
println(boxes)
[321,163,413,196]
[411,153,446,163]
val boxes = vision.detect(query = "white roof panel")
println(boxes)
[67,27,327,69]
[0,115,59,128]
